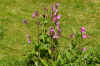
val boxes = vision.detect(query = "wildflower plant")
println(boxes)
[22,3,62,66]
[23,3,100,66]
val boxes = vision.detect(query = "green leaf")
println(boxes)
[44,20,48,24]
[39,58,48,66]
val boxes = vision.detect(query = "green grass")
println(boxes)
[0,0,100,65]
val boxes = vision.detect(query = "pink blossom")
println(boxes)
[54,9,58,16]
[48,27,55,36]
[55,3,59,8]
[56,15,61,20]
[56,22,61,32]
[26,34,31,44]
[57,26,61,32]
[52,6,56,12]
[81,26,85,32]
[50,27,55,32]
[82,34,87,39]
[27,40,31,44]
[82,48,86,51]
[51,47,54,52]
[70,33,75,38]
[23,19,27,24]
[56,21,60,26]
[32,11,38,18]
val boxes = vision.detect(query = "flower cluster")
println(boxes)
[49,3,61,40]
[81,26,87,39]
[22,3,97,66]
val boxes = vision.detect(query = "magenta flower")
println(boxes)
[53,15,61,23]
[81,26,85,33]
[23,19,27,24]
[50,27,55,32]
[56,15,61,20]
[54,9,58,16]
[57,26,61,32]
[70,33,75,38]
[55,3,59,8]
[26,34,31,44]
[82,48,86,52]
[81,26,87,39]
[28,40,31,44]
[56,22,61,32]
[48,27,55,36]
[82,34,87,39]
[56,21,60,26]
[32,11,38,18]
[52,6,56,12]
[51,47,54,52]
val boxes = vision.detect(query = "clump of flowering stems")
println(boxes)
[22,3,94,66]
[32,3,61,54]
[69,26,88,53]
[51,3,61,34]
[70,26,87,39]
[51,3,61,38]
[48,3,62,53]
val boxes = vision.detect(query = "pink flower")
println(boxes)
[52,6,56,12]
[56,15,61,20]
[51,47,54,52]
[23,19,27,24]
[70,33,75,38]
[26,34,31,44]
[32,11,38,18]
[54,9,58,16]
[57,26,61,32]
[55,3,59,8]
[28,40,31,44]
[56,21,60,25]
[81,26,85,33]
[81,26,87,39]
[56,22,61,32]
[48,27,55,36]
[82,34,87,39]
[50,27,55,32]
[82,48,86,52]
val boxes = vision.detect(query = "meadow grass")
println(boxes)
[0,0,100,65]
